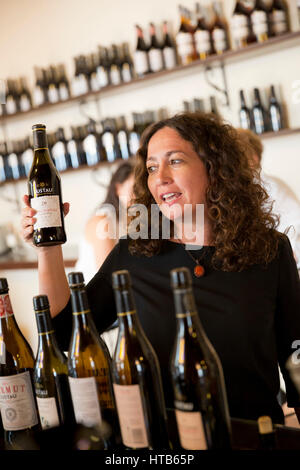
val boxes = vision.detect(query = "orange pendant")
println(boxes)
[194,264,205,277]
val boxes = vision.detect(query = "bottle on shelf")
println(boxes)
[176,5,197,65]
[120,42,135,83]
[82,120,106,166]
[194,3,213,60]
[194,97,205,112]
[67,272,121,448]
[21,137,34,177]
[101,118,120,163]
[7,142,20,180]
[5,79,18,115]
[67,126,87,169]
[257,416,277,450]
[116,116,131,160]
[271,0,289,35]
[269,84,284,132]
[210,96,219,115]
[33,295,76,430]
[52,127,72,171]
[96,47,111,88]
[231,1,256,49]
[133,25,150,78]
[111,270,170,450]
[72,56,89,97]
[148,23,164,73]
[0,278,41,450]
[251,0,272,43]
[57,64,70,101]
[128,113,142,156]
[108,44,122,86]
[87,53,100,92]
[47,66,60,104]
[252,87,267,134]
[162,21,177,70]
[211,1,229,54]
[19,77,32,112]
[28,124,67,247]
[15,141,26,179]
[33,67,48,107]
[0,143,11,182]
[169,267,232,450]
[239,89,254,130]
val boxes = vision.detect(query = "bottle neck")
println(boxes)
[33,128,48,150]
[173,287,205,337]
[0,291,18,332]
[70,287,93,330]
[114,288,141,331]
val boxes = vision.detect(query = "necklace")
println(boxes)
[184,246,206,278]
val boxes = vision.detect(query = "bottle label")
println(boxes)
[0,371,39,431]
[67,140,79,168]
[6,97,17,114]
[20,96,31,112]
[21,148,34,176]
[83,134,98,166]
[195,30,211,54]
[36,396,60,429]
[163,47,176,69]
[175,409,207,450]
[118,130,129,159]
[96,66,109,88]
[59,84,69,101]
[90,73,100,92]
[31,195,62,229]
[113,384,149,448]
[129,132,140,155]
[68,376,102,427]
[52,141,67,172]
[0,293,13,319]
[110,66,121,85]
[33,87,44,107]
[212,28,227,52]
[48,85,59,103]
[7,153,19,179]
[133,50,148,75]
[121,64,132,82]
[102,132,115,162]
[149,49,164,72]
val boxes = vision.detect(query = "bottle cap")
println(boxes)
[68,272,85,287]
[170,267,192,289]
[32,124,46,131]
[112,270,131,289]
[33,295,49,311]
[0,278,9,292]
[258,416,273,435]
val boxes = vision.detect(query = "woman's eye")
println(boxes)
[147,166,156,174]
[170,159,182,165]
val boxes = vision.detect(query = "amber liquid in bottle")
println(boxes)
[28,124,67,247]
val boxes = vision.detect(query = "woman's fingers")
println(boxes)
[63,202,70,217]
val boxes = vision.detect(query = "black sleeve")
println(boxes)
[52,244,120,351]
[275,235,300,407]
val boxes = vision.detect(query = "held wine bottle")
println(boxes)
[0,278,41,449]
[169,267,232,450]
[67,272,121,448]
[33,295,76,430]
[28,124,67,246]
[111,270,170,450]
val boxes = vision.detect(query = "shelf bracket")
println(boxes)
[204,61,230,108]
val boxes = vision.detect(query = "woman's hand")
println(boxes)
[21,194,70,247]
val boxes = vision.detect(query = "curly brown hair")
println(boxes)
[128,112,282,272]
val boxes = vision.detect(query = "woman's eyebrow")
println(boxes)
[146,150,186,162]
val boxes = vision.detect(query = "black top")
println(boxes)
[53,235,300,424]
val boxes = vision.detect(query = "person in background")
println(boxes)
[75,160,134,283]
[237,128,300,267]
[21,112,300,426]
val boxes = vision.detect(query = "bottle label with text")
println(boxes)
[31,195,62,229]
[0,293,14,319]
[175,409,208,450]
[68,376,102,427]
[36,396,60,429]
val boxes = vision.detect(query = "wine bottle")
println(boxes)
[111,270,170,450]
[96,47,111,88]
[47,66,59,104]
[148,23,164,73]
[252,88,267,134]
[5,79,18,115]
[170,267,232,450]
[176,5,196,65]
[15,140,26,179]
[128,113,141,156]
[83,120,106,166]
[193,98,205,112]
[7,143,20,180]
[210,96,219,115]
[28,124,67,247]
[0,278,41,450]
[0,145,6,183]
[57,64,70,101]
[67,272,121,448]
[68,126,86,169]
[231,1,256,49]
[211,1,229,54]
[33,67,47,107]
[21,137,34,177]
[109,45,122,86]
[269,85,283,132]
[251,0,271,42]
[116,116,130,160]
[257,416,277,450]
[162,21,177,70]
[239,89,253,130]
[0,143,11,181]
[19,77,32,112]
[133,25,149,78]
[52,127,72,171]
[120,43,134,83]
[271,0,289,35]
[33,295,75,430]
[194,3,213,60]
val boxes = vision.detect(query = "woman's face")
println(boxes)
[146,127,209,222]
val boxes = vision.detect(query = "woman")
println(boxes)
[21,112,300,425]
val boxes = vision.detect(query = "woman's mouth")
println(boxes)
[160,192,182,205]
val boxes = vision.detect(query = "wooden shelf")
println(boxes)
[1,31,300,124]
[260,127,300,139]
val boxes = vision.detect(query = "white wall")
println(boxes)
[0,0,300,351]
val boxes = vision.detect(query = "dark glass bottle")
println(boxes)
[0,278,41,450]
[57,64,70,101]
[96,47,111,88]
[176,5,196,65]
[82,120,106,166]
[148,23,164,73]
[33,295,76,430]
[231,1,256,48]
[111,270,170,450]
[239,89,253,130]
[162,21,177,70]
[52,127,72,171]
[252,88,267,134]
[101,118,121,162]
[19,77,32,112]
[133,25,149,77]
[5,79,18,115]
[120,43,134,82]
[269,85,283,132]
[271,0,289,35]
[170,267,232,450]
[211,1,229,54]
[116,116,131,160]
[33,67,47,107]
[28,124,67,246]
[47,66,60,104]
[67,272,121,449]
[194,3,212,60]
[251,0,272,42]
[109,45,122,86]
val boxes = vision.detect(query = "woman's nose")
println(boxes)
[155,164,173,185]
